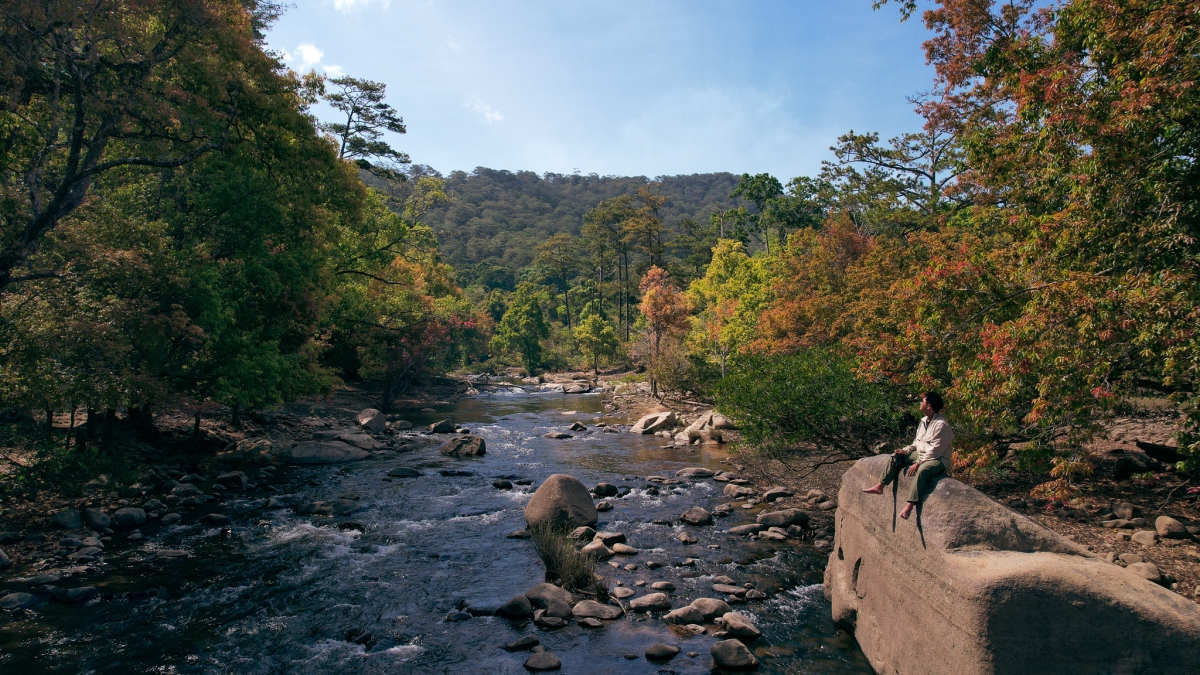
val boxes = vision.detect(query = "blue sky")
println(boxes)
[266,1,936,180]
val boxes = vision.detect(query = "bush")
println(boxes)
[715,349,904,463]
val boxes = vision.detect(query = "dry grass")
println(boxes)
[527,522,607,598]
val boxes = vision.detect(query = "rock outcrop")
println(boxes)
[630,411,676,434]
[825,454,1200,675]
[356,408,386,433]
[524,474,598,529]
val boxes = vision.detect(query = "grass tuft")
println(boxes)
[528,522,607,598]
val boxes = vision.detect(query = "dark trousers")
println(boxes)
[879,453,944,504]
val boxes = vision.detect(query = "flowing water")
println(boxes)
[0,390,871,674]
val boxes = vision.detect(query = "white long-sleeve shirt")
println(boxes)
[903,413,954,470]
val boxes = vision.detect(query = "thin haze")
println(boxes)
[267,1,936,179]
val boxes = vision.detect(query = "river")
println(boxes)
[0,389,871,673]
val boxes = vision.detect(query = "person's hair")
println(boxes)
[922,391,944,413]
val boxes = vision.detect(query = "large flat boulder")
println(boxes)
[525,474,597,529]
[825,455,1200,675]
[286,441,370,464]
[630,411,676,434]
[439,435,486,457]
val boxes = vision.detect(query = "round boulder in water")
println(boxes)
[525,474,597,529]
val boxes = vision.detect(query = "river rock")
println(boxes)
[141,499,167,517]
[711,639,758,670]
[0,548,8,569]
[287,441,370,464]
[525,474,598,529]
[594,531,626,545]
[82,508,110,530]
[171,483,203,498]
[713,583,745,596]
[428,420,456,433]
[0,592,37,609]
[439,435,486,457]
[612,587,635,599]
[650,581,675,592]
[690,597,732,620]
[572,600,623,619]
[333,432,379,450]
[1156,516,1189,539]
[1127,562,1163,583]
[387,467,422,477]
[356,408,386,432]
[646,643,681,661]
[523,651,561,671]
[724,484,756,498]
[592,483,618,497]
[503,635,540,651]
[160,513,182,525]
[543,599,573,618]
[825,454,1200,675]
[728,524,765,536]
[543,432,572,439]
[676,531,698,544]
[200,513,232,526]
[595,500,613,512]
[681,507,713,525]
[55,586,98,603]
[676,467,715,479]
[112,507,147,528]
[628,592,671,612]
[763,487,793,502]
[756,509,808,528]
[630,411,676,434]
[1114,452,1160,479]
[664,605,705,624]
[53,508,83,529]
[569,526,596,541]
[612,543,638,555]
[1131,530,1160,546]
[721,612,761,639]
[582,540,614,559]
[525,583,574,609]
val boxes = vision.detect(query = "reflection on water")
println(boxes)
[0,391,871,674]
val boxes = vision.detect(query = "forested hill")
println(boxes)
[405,167,740,274]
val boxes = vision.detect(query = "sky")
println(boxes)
[266,0,937,180]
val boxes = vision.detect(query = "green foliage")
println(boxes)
[574,314,618,374]
[715,350,903,460]
[491,283,550,373]
[318,76,411,180]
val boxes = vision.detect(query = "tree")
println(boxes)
[820,128,968,233]
[638,266,689,397]
[730,173,784,253]
[534,233,580,328]
[574,313,617,374]
[319,76,410,180]
[0,0,255,290]
[491,283,549,373]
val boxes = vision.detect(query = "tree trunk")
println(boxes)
[75,426,87,451]
[231,404,241,426]
[65,405,75,451]
[102,409,115,445]
[193,411,202,436]
[87,408,98,438]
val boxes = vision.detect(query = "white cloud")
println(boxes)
[467,97,505,123]
[322,64,346,78]
[295,43,324,68]
[332,0,389,12]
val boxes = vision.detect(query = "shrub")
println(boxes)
[715,349,904,465]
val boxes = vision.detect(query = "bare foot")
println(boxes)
[899,503,915,519]
[861,483,885,495]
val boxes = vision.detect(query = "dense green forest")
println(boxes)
[1,0,1198,503]
[396,168,741,279]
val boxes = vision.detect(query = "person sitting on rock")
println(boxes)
[862,391,953,520]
